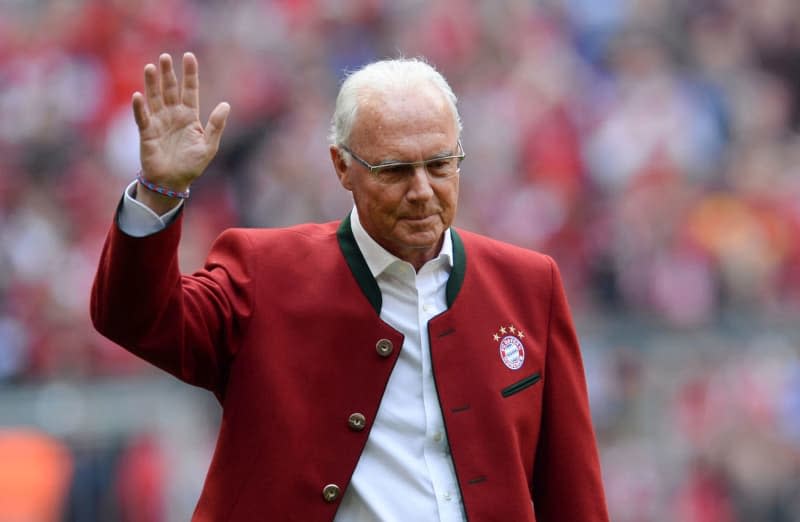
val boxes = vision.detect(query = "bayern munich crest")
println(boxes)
[493,324,526,370]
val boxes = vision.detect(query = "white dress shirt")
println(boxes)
[335,210,464,522]
[118,186,465,521]
[118,180,183,237]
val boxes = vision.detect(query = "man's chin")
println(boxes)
[397,232,444,252]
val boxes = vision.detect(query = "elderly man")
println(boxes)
[91,52,609,521]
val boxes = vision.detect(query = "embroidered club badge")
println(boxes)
[493,324,526,370]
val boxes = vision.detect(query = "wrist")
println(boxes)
[133,180,184,215]
[136,172,191,199]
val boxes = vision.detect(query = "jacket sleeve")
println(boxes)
[532,257,609,521]
[90,210,254,397]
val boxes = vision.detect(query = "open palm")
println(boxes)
[133,53,229,192]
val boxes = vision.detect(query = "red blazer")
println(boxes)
[91,213,609,521]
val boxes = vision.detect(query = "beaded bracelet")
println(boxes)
[136,172,191,199]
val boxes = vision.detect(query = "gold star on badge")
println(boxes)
[499,326,507,334]
[509,325,516,334]
[493,333,500,342]
[518,330,525,339]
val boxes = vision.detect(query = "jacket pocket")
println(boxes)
[500,372,541,398]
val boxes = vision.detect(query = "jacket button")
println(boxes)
[376,339,393,357]
[322,483,341,503]
[348,412,366,431]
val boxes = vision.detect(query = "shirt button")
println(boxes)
[423,303,434,312]
[348,412,366,431]
[433,432,443,442]
[444,491,452,501]
[322,484,341,503]
[375,339,393,357]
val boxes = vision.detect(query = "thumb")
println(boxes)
[205,102,231,153]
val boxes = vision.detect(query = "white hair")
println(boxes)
[329,57,462,147]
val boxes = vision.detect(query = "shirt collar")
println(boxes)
[349,207,453,278]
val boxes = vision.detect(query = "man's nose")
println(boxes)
[405,165,435,200]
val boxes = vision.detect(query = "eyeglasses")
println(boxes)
[339,140,465,185]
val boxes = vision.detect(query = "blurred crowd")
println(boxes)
[1,0,800,520]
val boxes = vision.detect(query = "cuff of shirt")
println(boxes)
[118,180,184,237]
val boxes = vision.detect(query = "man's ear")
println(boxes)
[330,145,353,191]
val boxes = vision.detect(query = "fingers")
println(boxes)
[181,52,200,109]
[141,54,182,114]
[204,102,231,153]
[160,54,179,106]
[143,63,163,113]
[132,92,149,130]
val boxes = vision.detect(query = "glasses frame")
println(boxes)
[339,140,465,181]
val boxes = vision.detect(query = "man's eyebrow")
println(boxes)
[428,149,457,160]
[373,157,407,166]
[374,149,456,166]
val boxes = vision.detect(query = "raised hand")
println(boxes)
[132,52,230,212]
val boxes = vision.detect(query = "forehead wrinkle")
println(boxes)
[349,84,457,160]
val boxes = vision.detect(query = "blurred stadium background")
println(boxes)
[1,0,800,520]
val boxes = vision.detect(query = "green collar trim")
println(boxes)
[336,215,467,314]
[337,214,382,314]
[446,228,466,308]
